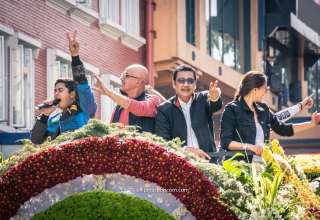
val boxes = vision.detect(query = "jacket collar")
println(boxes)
[239,97,265,113]
[171,94,195,108]
[239,97,251,112]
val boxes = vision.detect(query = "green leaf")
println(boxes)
[269,171,285,205]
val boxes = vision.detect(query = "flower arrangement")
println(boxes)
[293,154,320,180]
[1,120,319,219]
[262,140,320,219]
[0,120,236,220]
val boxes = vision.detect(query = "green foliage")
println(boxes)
[32,191,174,220]
[222,156,304,219]
[0,140,38,175]
[222,153,253,188]
[195,162,253,219]
[0,119,308,219]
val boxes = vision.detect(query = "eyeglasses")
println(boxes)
[121,72,140,80]
[176,77,196,85]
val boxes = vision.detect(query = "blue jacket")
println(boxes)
[31,56,96,144]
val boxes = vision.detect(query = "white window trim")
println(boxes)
[121,32,146,51]
[99,20,124,40]
[100,73,121,122]
[46,0,75,13]
[98,0,146,51]
[70,4,99,27]
[0,36,5,122]
[16,32,42,48]
[0,23,14,36]
[16,32,42,59]
[47,48,100,99]
[75,0,91,8]
[46,0,98,27]
[7,33,40,131]
[0,24,14,126]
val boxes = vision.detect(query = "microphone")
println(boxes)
[35,99,61,110]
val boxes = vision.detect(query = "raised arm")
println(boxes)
[67,30,96,117]
[275,96,313,122]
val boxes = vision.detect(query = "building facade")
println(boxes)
[0,0,147,157]
[153,0,320,152]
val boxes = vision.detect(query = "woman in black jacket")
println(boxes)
[220,71,319,162]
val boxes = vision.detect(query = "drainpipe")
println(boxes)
[146,0,156,87]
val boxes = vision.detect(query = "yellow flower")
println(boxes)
[271,139,285,157]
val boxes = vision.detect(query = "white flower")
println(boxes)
[309,181,319,192]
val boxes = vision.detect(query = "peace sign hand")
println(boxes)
[67,30,79,56]
[209,80,221,102]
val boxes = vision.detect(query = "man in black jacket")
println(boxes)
[155,65,222,159]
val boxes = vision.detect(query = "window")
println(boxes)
[0,25,13,125]
[99,0,145,50]
[206,0,251,72]
[0,36,5,121]
[100,0,140,35]
[47,48,98,99]
[100,74,121,122]
[46,0,98,26]
[186,0,196,45]
[121,0,140,36]
[76,0,91,8]
[11,44,35,128]
[306,59,320,112]
[100,0,120,24]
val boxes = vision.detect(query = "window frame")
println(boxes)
[76,0,92,8]
[100,74,121,123]
[0,35,6,122]
[206,0,250,73]
[46,48,99,99]
[99,0,146,50]
[186,0,196,46]
[10,43,36,129]
[0,24,14,126]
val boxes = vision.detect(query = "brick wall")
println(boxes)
[0,0,145,119]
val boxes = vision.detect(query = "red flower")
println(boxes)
[0,136,237,220]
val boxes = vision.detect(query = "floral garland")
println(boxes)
[0,136,237,220]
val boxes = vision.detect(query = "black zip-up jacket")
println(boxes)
[220,97,294,155]
[155,92,222,152]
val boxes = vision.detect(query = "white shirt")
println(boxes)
[253,120,264,163]
[178,97,200,148]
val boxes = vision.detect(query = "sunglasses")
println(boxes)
[176,77,196,85]
[121,72,140,80]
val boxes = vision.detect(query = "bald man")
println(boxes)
[93,64,161,133]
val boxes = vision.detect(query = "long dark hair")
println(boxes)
[234,71,267,101]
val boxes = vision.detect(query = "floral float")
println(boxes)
[0,120,319,219]
[0,120,236,220]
